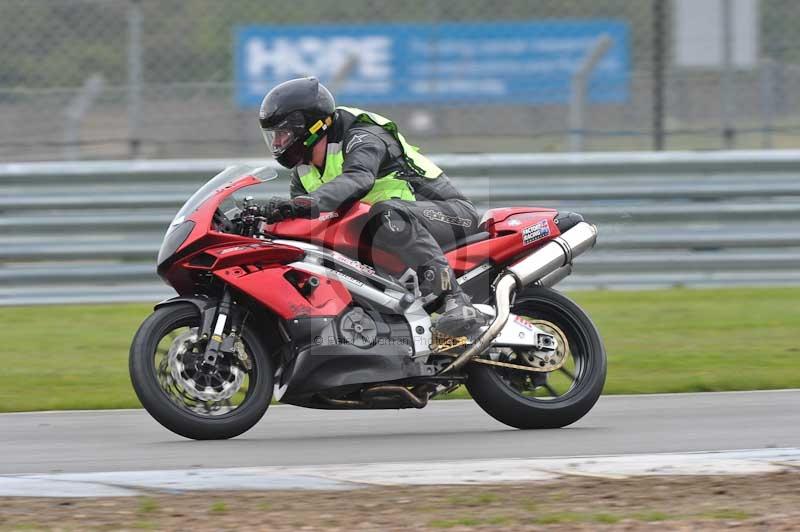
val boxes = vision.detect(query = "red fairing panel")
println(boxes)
[479,207,558,229]
[487,209,559,236]
[179,175,264,255]
[164,241,305,295]
[202,242,305,270]
[447,209,560,272]
[446,233,521,272]
[266,203,369,255]
[213,265,352,319]
[265,202,406,273]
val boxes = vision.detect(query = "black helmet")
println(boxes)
[259,77,335,168]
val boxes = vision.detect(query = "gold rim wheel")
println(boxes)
[516,318,570,372]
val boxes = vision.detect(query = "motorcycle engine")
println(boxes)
[336,305,413,350]
[338,307,378,348]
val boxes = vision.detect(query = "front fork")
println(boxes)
[199,287,243,365]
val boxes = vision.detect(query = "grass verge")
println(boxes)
[0,286,797,412]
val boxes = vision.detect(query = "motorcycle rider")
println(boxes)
[258,77,487,337]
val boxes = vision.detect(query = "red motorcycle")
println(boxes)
[130,165,605,440]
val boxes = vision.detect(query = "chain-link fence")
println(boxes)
[1,0,799,161]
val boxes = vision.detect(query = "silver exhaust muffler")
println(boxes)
[507,222,597,287]
[536,264,572,288]
[439,222,597,374]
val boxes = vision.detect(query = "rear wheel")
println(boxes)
[466,286,606,429]
[129,303,273,440]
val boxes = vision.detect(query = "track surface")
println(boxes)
[2,390,798,475]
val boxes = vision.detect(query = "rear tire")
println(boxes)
[129,303,273,440]
[466,286,606,429]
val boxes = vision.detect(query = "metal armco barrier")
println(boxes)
[2,150,800,305]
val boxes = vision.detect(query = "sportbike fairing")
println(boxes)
[158,165,278,267]
[155,168,584,362]
[133,166,605,436]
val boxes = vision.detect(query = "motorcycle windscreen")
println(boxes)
[169,165,278,228]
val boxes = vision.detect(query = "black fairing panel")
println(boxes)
[460,264,500,305]
[285,318,336,348]
[153,295,216,313]
[280,344,426,399]
[555,212,584,233]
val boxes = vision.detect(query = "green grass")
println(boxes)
[532,512,581,525]
[531,512,629,525]
[0,304,149,412]
[0,287,797,412]
[445,492,499,506]
[573,287,800,395]
[633,511,671,522]
[137,497,158,514]
[700,509,752,520]
[429,517,482,528]
[209,501,228,513]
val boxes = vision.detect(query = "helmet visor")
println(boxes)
[261,113,306,157]
[262,128,298,156]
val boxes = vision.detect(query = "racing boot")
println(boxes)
[419,258,489,337]
[435,290,490,337]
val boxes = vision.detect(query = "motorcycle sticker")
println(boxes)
[318,211,339,221]
[331,251,376,276]
[218,243,266,255]
[514,315,536,330]
[422,209,473,228]
[334,271,365,287]
[522,220,550,246]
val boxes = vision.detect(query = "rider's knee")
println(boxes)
[367,201,415,245]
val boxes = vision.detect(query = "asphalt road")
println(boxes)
[1,390,798,475]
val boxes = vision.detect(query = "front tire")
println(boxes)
[129,303,273,440]
[466,286,606,429]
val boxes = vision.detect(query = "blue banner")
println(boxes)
[235,21,629,108]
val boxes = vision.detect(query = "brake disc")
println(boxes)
[167,329,245,402]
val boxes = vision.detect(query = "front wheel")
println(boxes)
[466,286,606,429]
[129,303,273,440]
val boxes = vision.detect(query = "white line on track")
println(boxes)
[1,448,798,498]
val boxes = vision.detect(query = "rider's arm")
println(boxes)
[306,128,387,212]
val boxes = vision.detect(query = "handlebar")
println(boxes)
[224,196,321,238]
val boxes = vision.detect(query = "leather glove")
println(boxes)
[262,196,320,223]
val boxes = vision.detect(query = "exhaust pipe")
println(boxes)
[362,385,428,409]
[507,222,597,287]
[439,274,517,374]
[536,264,572,288]
[439,222,597,374]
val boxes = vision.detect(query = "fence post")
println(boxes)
[63,74,106,160]
[652,0,666,151]
[759,58,776,149]
[127,0,143,159]
[720,0,735,149]
[568,35,613,152]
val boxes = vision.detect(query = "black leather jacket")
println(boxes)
[289,109,469,212]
